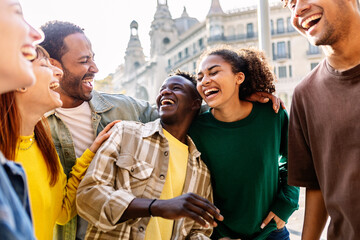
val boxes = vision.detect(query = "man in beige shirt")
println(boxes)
[76,71,224,239]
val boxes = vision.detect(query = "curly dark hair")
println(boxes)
[40,21,84,62]
[198,45,276,100]
[170,69,201,100]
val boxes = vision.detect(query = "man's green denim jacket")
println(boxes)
[47,90,158,240]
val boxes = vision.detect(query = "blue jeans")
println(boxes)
[266,227,290,240]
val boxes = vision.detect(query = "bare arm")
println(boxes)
[302,189,328,240]
[120,193,224,228]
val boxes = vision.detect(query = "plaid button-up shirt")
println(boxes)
[76,119,213,240]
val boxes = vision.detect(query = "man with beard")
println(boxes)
[282,0,360,239]
[40,20,282,240]
[40,21,158,240]
[76,72,223,239]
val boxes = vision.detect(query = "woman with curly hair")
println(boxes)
[189,46,299,240]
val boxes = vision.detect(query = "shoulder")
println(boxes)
[294,59,326,95]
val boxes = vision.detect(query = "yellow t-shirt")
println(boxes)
[144,130,189,240]
[15,135,94,240]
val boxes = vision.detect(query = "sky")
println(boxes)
[21,0,277,80]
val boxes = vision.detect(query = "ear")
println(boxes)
[16,87,28,93]
[235,72,245,85]
[191,98,202,111]
[49,58,63,70]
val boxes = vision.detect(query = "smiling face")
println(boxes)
[0,0,42,94]
[288,0,350,46]
[54,32,98,108]
[17,49,63,114]
[156,75,200,126]
[196,54,243,110]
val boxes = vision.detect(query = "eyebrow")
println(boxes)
[197,64,221,75]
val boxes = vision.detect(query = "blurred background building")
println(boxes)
[96,0,324,107]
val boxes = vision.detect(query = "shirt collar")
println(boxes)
[141,119,201,161]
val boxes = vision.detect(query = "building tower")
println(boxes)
[124,20,146,75]
[207,0,225,44]
[149,0,178,58]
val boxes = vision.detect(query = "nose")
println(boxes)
[28,22,43,44]
[53,66,63,79]
[294,0,311,17]
[89,60,99,73]
[160,87,171,96]
[201,75,211,86]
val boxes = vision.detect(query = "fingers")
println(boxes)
[279,98,286,110]
[99,120,121,136]
[190,193,224,222]
[273,215,286,229]
[261,211,275,229]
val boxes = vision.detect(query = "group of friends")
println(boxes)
[0,0,359,239]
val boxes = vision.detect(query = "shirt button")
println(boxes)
[164,151,168,156]
[131,167,134,172]
[139,226,144,232]
[160,174,165,180]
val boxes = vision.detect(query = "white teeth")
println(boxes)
[21,46,37,61]
[49,82,59,90]
[161,99,175,105]
[82,79,93,83]
[301,14,322,29]
[204,88,219,96]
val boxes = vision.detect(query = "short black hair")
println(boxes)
[170,69,201,100]
[40,21,84,62]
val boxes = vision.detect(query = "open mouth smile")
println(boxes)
[301,14,322,30]
[49,82,60,91]
[161,98,175,106]
[204,88,219,97]
[21,46,37,61]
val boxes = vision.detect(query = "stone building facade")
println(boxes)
[104,0,324,106]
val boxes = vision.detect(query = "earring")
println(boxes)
[16,87,27,93]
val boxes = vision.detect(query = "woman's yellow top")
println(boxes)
[15,134,94,240]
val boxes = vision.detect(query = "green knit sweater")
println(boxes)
[189,102,299,240]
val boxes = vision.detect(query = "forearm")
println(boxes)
[302,189,328,240]
[119,198,153,222]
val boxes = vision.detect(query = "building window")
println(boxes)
[287,17,295,32]
[185,47,189,57]
[193,62,197,72]
[287,40,291,59]
[178,52,182,60]
[272,42,276,60]
[277,18,284,34]
[307,43,321,55]
[271,20,274,35]
[277,41,286,59]
[289,65,292,77]
[247,23,254,38]
[311,62,319,70]
[168,59,171,67]
[278,66,287,78]
[198,38,203,49]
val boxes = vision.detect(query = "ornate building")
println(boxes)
[104,0,324,106]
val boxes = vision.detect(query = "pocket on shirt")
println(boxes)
[116,154,154,197]
[116,154,154,180]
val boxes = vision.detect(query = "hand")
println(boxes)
[151,193,224,227]
[89,120,121,153]
[261,211,285,229]
[246,92,286,113]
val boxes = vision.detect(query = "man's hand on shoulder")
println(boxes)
[246,92,286,113]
